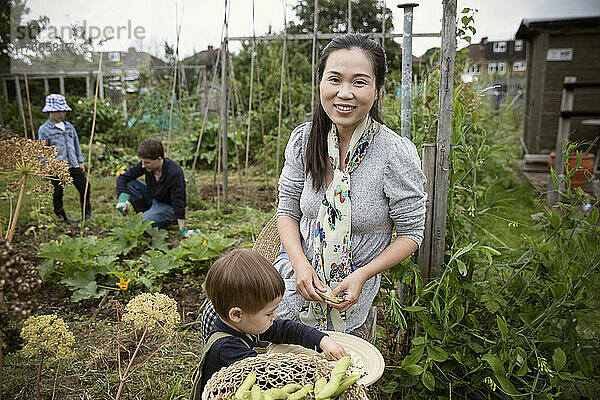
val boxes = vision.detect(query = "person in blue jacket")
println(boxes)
[115,139,198,236]
[38,94,92,224]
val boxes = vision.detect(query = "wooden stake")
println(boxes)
[310,0,319,116]
[228,61,243,187]
[166,4,183,157]
[190,48,222,181]
[276,32,287,193]
[15,76,27,138]
[430,0,457,278]
[24,73,35,139]
[254,56,269,188]
[244,2,257,205]
[81,53,103,236]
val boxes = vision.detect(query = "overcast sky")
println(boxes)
[23,0,600,58]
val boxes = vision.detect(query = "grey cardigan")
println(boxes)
[274,122,427,332]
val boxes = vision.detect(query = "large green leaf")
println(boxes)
[553,347,566,372]
[496,376,519,396]
[427,345,448,362]
[71,281,104,302]
[497,315,508,341]
[422,370,435,391]
[482,353,506,378]
[403,364,424,376]
[37,260,55,280]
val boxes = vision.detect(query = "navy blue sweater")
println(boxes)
[200,317,326,393]
[116,158,187,219]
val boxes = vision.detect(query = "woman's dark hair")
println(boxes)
[305,33,387,190]
[137,139,164,160]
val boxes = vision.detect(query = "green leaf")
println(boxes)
[456,259,467,276]
[551,167,559,189]
[518,313,533,329]
[403,306,427,312]
[37,260,55,280]
[402,345,425,367]
[427,345,448,362]
[71,281,102,302]
[515,359,528,376]
[590,207,599,224]
[147,226,169,251]
[553,347,566,372]
[484,185,496,207]
[411,336,426,346]
[422,371,435,391]
[496,376,519,396]
[403,364,424,376]
[61,270,98,290]
[497,315,508,341]
[481,245,501,256]
[448,242,477,267]
[482,353,505,377]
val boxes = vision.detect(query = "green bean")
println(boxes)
[263,388,288,399]
[314,376,328,395]
[281,383,303,393]
[314,374,343,400]
[331,356,351,377]
[332,374,361,397]
[317,290,345,303]
[234,390,251,400]
[287,383,313,400]
[251,384,263,400]
[235,372,257,399]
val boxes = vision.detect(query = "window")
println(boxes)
[515,40,523,52]
[488,62,498,74]
[513,61,526,71]
[108,52,120,62]
[467,64,481,74]
[497,62,506,74]
[493,41,507,52]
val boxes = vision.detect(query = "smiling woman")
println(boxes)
[274,33,427,339]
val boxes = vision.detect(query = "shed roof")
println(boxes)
[516,16,600,39]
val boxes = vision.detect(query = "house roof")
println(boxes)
[516,16,600,39]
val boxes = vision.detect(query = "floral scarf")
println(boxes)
[300,115,376,332]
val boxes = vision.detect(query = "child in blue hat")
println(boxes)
[38,93,92,223]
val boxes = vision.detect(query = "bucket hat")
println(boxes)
[42,94,72,112]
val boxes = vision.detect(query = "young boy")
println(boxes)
[38,93,92,223]
[191,249,346,399]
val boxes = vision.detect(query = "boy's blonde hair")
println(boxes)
[205,248,285,319]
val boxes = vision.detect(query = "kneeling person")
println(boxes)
[116,139,196,236]
[190,249,347,399]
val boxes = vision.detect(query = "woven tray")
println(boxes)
[203,353,369,400]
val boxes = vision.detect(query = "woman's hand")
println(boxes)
[327,270,368,312]
[292,257,326,303]
[319,336,347,360]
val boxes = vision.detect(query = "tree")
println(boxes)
[289,0,394,35]
[288,0,402,69]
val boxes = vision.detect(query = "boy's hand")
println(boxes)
[319,336,347,361]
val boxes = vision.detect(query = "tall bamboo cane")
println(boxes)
[81,53,103,236]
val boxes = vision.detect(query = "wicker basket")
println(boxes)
[203,353,369,400]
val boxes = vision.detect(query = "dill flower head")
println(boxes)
[20,314,75,359]
[0,130,72,185]
[122,293,181,332]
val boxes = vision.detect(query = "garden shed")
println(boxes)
[516,16,600,155]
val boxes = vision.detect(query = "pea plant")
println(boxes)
[377,75,599,398]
